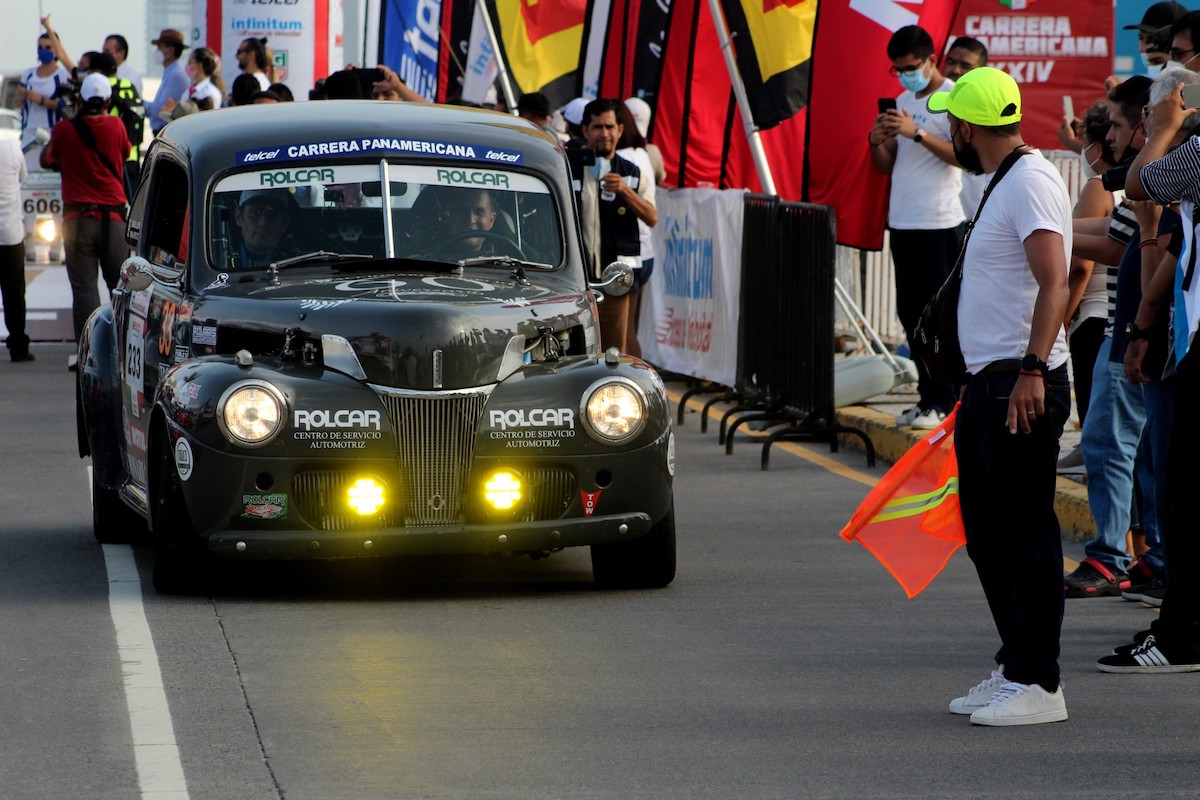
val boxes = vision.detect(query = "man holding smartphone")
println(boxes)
[868,25,965,430]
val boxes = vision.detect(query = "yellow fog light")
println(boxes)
[484,471,522,510]
[36,218,56,242]
[348,478,385,515]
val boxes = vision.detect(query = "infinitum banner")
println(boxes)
[192,0,343,101]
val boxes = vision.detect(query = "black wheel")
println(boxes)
[591,502,677,589]
[422,229,527,260]
[151,431,209,595]
[91,466,147,544]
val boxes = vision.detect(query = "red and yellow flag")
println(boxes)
[489,0,587,108]
[721,0,816,129]
[839,405,964,599]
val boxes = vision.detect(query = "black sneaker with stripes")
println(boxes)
[1097,634,1200,674]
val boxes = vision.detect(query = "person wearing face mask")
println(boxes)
[1166,11,1200,73]
[1063,77,1166,600]
[12,31,71,172]
[941,37,990,218]
[1125,2,1189,76]
[926,67,1073,726]
[868,25,965,431]
[1057,101,1120,477]
[144,29,191,135]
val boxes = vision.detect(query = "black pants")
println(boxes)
[1068,315,1107,424]
[1156,348,1200,655]
[64,215,124,342]
[0,241,29,357]
[957,365,1071,691]
[889,225,964,412]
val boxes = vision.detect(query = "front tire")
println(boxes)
[591,502,676,589]
[151,430,209,594]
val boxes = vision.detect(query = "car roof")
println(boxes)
[156,100,570,183]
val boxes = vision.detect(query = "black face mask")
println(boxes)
[953,127,986,176]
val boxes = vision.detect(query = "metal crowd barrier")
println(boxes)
[705,194,874,468]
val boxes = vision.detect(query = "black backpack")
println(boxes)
[108,78,145,150]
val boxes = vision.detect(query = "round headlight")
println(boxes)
[583,378,646,444]
[217,381,286,447]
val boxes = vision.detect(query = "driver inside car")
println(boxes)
[438,187,498,258]
[232,189,297,268]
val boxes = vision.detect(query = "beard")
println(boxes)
[953,139,986,176]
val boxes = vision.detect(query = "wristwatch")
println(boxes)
[1021,353,1048,374]
[913,128,927,143]
[1125,322,1150,341]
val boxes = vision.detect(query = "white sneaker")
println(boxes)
[969,681,1068,726]
[895,405,920,426]
[909,407,947,430]
[948,667,1007,715]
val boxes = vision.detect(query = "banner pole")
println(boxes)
[704,0,777,196]
[478,1,518,115]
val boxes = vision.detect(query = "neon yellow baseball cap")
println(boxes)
[927,66,1022,126]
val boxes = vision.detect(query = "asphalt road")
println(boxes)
[1,343,1197,799]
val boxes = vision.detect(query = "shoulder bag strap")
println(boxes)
[69,115,124,186]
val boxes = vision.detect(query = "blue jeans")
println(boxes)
[1079,338,1154,572]
[1139,375,1174,574]
[957,365,1071,692]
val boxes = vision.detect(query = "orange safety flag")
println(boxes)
[839,404,965,599]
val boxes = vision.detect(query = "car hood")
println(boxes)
[191,269,595,390]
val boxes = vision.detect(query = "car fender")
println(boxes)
[78,305,124,484]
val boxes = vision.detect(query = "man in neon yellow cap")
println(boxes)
[927,66,1074,727]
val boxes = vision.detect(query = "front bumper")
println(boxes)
[207,511,652,560]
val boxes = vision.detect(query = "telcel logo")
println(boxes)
[294,409,382,431]
[489,408,575,431]
[242,149,281,162]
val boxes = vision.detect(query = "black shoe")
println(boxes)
[1142,584,1167,608]
[1098,634,1200,673]
[1126,559,1159,585]
[10,352,35,362]
[1112,629,1155,656]
[1065,558,1131,598]
[1123,576,1166,603]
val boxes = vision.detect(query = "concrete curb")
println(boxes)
[834,406,1096,543]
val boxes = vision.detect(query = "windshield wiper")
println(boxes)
[268,251,373,279]
[455,255,551,284]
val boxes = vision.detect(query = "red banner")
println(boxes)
[805,1,961,250]
[948,0,1114,150]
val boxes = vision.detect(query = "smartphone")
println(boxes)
[1062,95,1075,121]
[877,97,897,115]
[1183,83,1200,110]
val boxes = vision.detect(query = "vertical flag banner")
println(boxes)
[839,406,964,599]
[654,0,808,199]
[379,0,444,100]
[487,0,588,108]
[805,0,961,250]
[580,0,614,100]
[461,1,499,105]
[948,0,1113,149]
[720,0,816,130]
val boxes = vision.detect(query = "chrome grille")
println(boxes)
[377,390,489,526]
[293,471,394,531]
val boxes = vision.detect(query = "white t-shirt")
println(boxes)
[888,79,965,230]
[18,65,71,148]
[185,77,223,107]
[0,139,28,246]
[117,62,144,98]
[959,151,1071,374]
[617,146,656,263]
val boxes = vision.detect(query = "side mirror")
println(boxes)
[589,260,635,297]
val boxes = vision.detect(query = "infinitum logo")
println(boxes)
[230,17,304,31]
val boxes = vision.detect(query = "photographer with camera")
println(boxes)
[40,73,129,357]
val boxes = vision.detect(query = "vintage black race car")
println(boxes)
[78,101,675,593]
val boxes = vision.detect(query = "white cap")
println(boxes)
[562,97,589,126]
[81,73,112,102]
[624,97,651,138]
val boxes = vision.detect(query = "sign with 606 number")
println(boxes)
[21,171,62,216]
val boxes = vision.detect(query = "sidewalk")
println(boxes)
[834,382,1095,542]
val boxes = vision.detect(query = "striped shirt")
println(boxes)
[1103,200,1138,337]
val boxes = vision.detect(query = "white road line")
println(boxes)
[95,466,190,799]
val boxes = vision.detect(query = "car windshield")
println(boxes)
[208,162,562,272]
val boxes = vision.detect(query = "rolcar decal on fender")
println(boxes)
[294,409,382,431]
[488,408,575,431]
